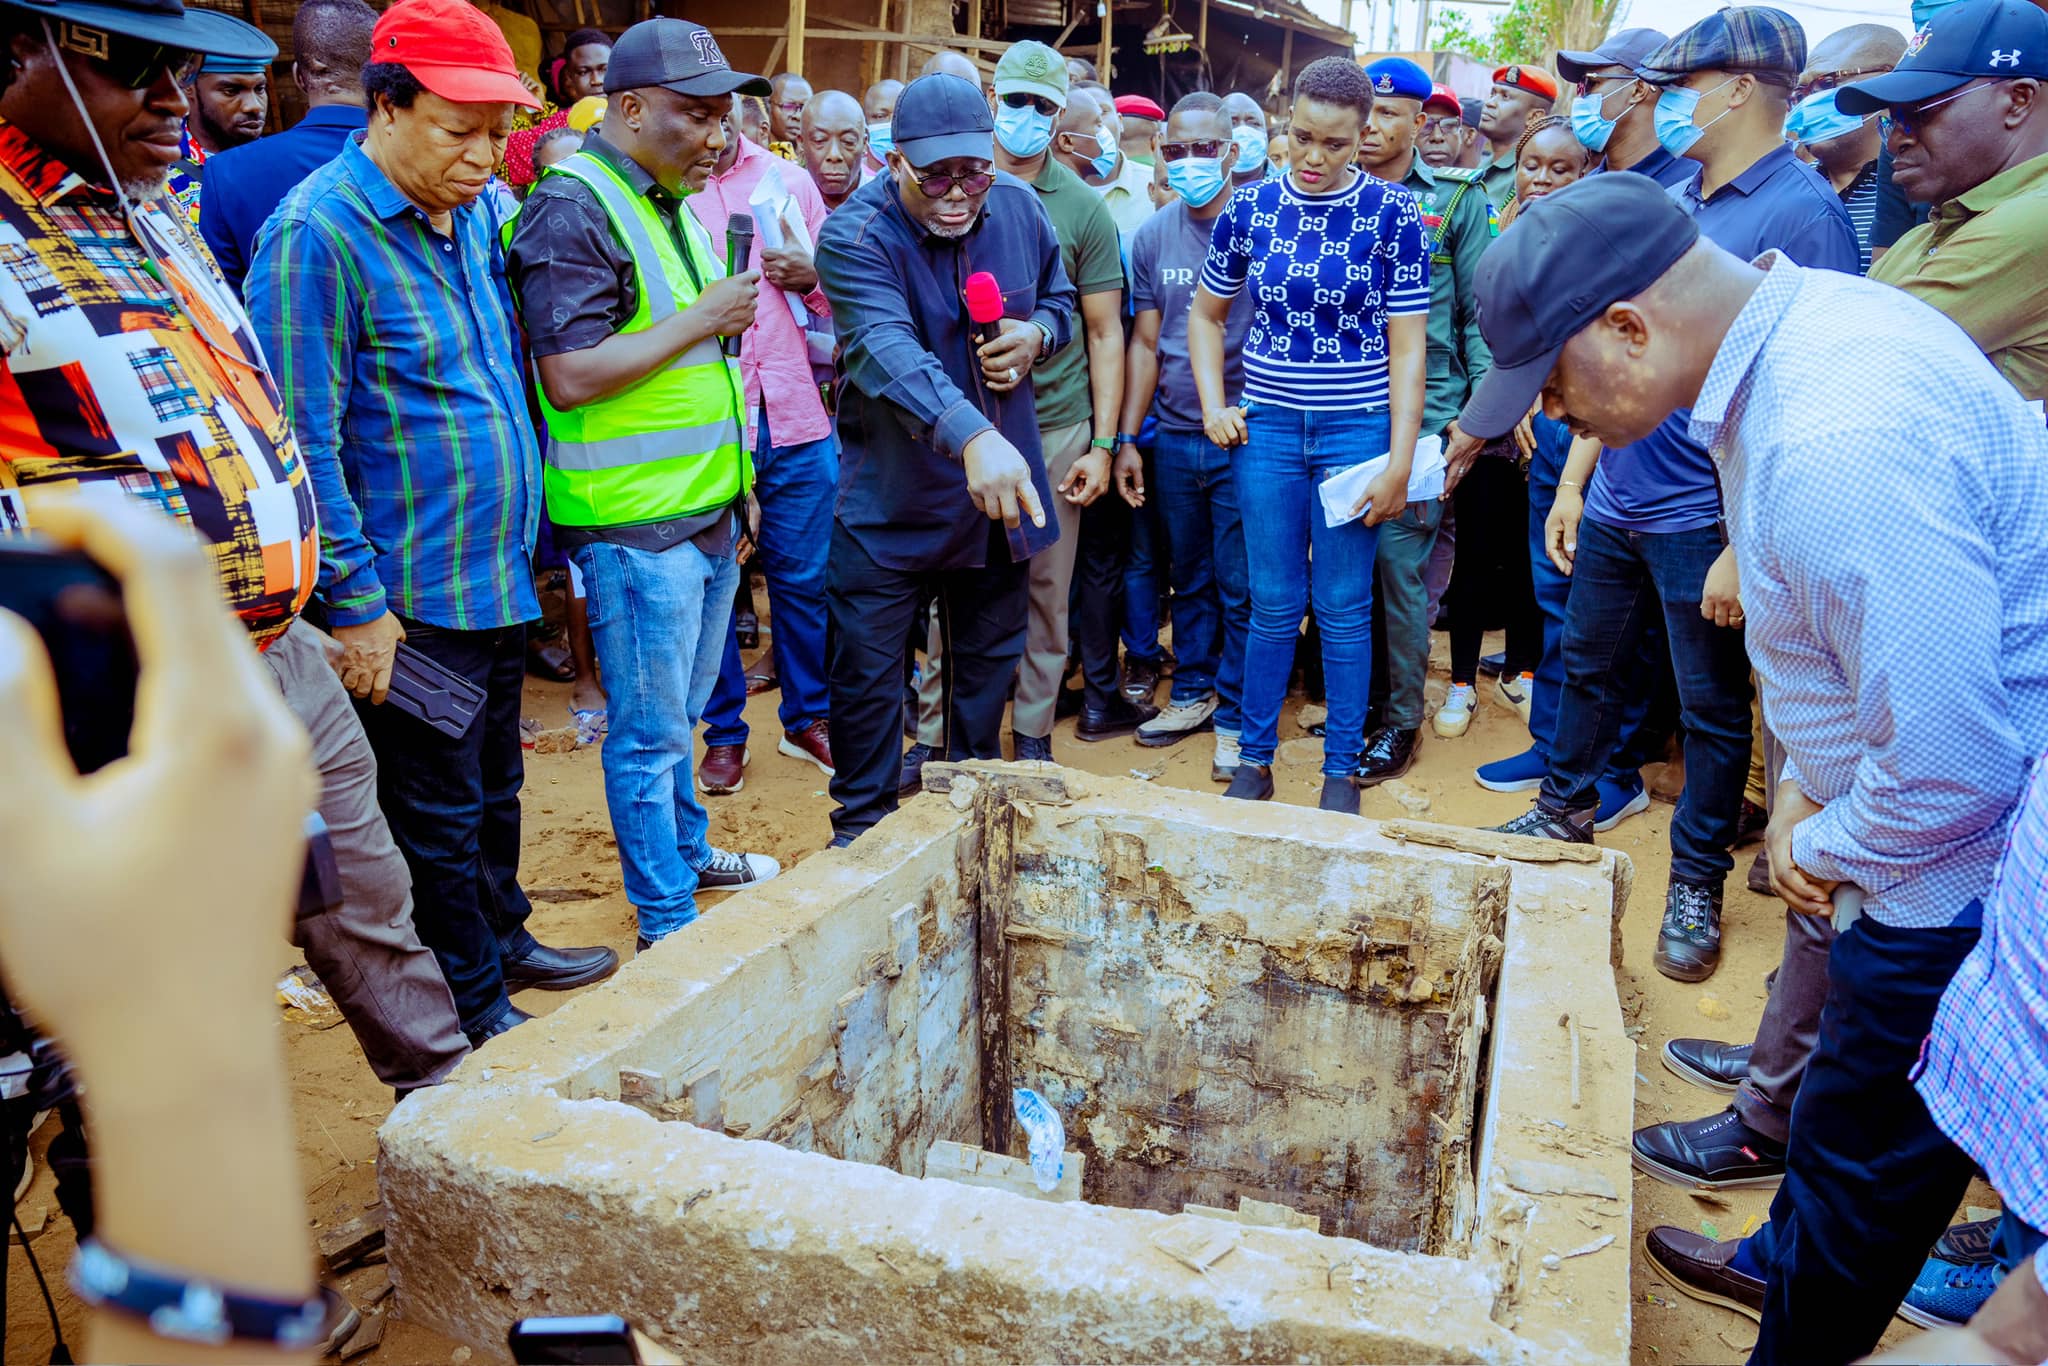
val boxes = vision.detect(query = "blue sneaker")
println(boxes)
[1594,777,1650,832]
[1476,744,1548,793]
[1898,1253,2003,1328]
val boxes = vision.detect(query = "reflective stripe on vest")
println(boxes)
[530,151,750,529]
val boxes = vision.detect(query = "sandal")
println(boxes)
[527,636,576,682]
[744,668,779,696]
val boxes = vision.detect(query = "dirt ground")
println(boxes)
[3,625,1975,1365]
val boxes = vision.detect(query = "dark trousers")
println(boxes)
[1075,490,1132,710]
[1747,910,1983,1366]
[356,620,535,1032]
[1543,517,1752,885]
[1446,454,1541,683]
[827,521,1029,840]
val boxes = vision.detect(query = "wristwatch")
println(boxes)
[1030,320,1055,359]
[1115,432,1143,447]
[1090,437,1116,452]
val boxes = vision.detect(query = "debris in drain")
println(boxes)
[1010,1088,1066,1192]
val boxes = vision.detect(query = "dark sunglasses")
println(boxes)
[909,166,995,198]
[999,91,1059,117]
[55,22,201,90]
[1790,67,1890,102]
[1158,138,1226,162]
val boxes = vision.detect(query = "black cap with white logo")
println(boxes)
[607,18,771,99]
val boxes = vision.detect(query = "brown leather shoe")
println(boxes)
[1644,1226,1764,1322]
[777,719,834,776]
[700,743,748,795]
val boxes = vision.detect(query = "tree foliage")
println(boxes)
[1430,0,1626,65]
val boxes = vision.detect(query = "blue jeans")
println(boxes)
[702,624,750,748]
[1542,516,1751,884]
[1235,405,1389,773]
[573,535,739,940]
[1121,444,1168,664]
[1153,427,1249,728]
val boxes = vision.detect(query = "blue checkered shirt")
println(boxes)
[1691,254,2048,929]
[1917,755,2048,1232]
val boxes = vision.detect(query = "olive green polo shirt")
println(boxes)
[1396,152,1498,435]
[1868,151,2048,402]
[1478,150,1520,222]
[1027,156,1126,430]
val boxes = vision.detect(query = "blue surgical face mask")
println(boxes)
[995,102,1056,158]
[1077,125,1119,178]
[1231,124,1267,173]
[1165,155,1227,206]
[1653,75,1739,157]
[1909,0,1958,25]
[1570,87,1624,153]
[868,121,894,157]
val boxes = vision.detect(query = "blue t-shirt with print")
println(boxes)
[1200,171,1429,411]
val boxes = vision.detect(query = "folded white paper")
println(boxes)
[747,174,811,328]
[1318,434,1447,528]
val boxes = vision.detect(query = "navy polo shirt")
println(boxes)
[1586,145,1859,535]
[200,105,369,295]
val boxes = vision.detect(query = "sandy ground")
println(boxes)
[2,625,1975,1365]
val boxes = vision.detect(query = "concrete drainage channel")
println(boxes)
[381,762,1638,1364]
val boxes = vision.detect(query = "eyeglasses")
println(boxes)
[1790,66,1891,102]
[1881,79,1999,140]
[1420,117,1465,137]
[1158,138,1226,161]
[55,22,201,89]
[909,166,995,198]
[999,91,1060,117]
[1573,72,1636,97]
[774,99,806,113]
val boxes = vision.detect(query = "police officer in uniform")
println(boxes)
[1353,57,1498,783]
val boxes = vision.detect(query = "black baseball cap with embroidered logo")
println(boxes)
[607,17,770,99]
[1836,0,2048,113]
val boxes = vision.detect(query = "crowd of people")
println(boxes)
[0,0,2044,1359]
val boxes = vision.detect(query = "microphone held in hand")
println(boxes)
[723,216,755,359]
[963,271,1004,350]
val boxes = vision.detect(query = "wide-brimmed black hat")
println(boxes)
[0,0,277,61]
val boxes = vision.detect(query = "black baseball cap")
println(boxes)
[1458,175,1700,440]
[1556,27,1669,84]
[606,18,770,99]
[1460,96,1484,128]
[1835,0,2048,113]
[892,73,994,166]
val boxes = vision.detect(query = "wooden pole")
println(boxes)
[1198,0,1209,58]
[787,0,808,77]
[868,0,887,89]
[1279,25,1292,88]
[967,0,984,47]
[1096,0,1111,82]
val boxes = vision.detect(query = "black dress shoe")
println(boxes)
[1075,694,1160,742]
[1644,1227,1764,1321]
[465,1001,533,1047]
[1318,777,1360,815]
[899,741,936,796]
[1354,726,1419,786]
[1655,880,1724,982]
[1746,848,1772,895]
[1055,683,1085,719]
[1734,799,1769,846]
[1223,763,1274,801]
[1632,1106,1785,1189]
[1662,1038,1752,1093]
[502,941,621,992]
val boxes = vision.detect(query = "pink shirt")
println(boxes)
[687,136,834,450]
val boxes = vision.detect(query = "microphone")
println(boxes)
[723,215,755,359]
[964,271,1004,350]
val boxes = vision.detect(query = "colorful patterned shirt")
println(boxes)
[246,132,542,631]
[166,128,208,228]
[1917,752,2048,1233]
[0,121,316,650]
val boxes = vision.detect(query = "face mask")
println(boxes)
[995,102,1056,158]
[1165,155,1227,206]
[1909,0,1959,25]
[868,122,894,157]
[1231,125,1268,173]
[1570,89,1621,153]
[1078,126,1119,178]
[1784,90,1870,146]
[1653,75,1739,157]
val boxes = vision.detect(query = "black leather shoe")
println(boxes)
[1662,1038,1752,1094]
[1014,732,1053,762]
[1223,763,1274,801]
[1632,1106,1785,1189]
[502,941,620,992]
[1655,880,1724,982]
[1075,694,1160,742]
[1354,726,1419,786]
[1734,799,1769,846]
[899,741,936,796]
[1746,848,1771,895]
[1644,1227,1764,1321]
[1318,777,1360,815]
[1120,654,1162,704]
[1055,683,1084,719]
[464,1001,532,1047]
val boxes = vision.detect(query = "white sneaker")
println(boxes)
[696,847,780,891]
[1496,671,1534,724]
[1137,694,1218,747]
[1212,729,1241,783]
[1434,683,1476,738]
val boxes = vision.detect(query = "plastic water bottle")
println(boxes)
[1010,1087,1064,1192]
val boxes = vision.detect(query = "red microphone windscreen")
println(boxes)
[963,272,1005,326]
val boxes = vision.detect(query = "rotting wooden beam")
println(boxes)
[976,788,1017,1159]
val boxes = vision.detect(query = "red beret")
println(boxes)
[1113,94,1167,120]
[1491,63,1560,101]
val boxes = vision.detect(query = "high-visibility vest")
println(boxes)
[524,151,750,529]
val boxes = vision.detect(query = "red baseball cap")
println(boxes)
[369,0,541,109]
[1113,94,1166,121]
[1424,82,1462,116]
